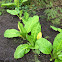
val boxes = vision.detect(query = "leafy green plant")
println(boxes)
[35,32,62,62]
[6,7,29,20]
[1,0,28,20]
[35,26,62,62]
[4,15,40,38]
[4,15,43,59]
[7,8,23,20]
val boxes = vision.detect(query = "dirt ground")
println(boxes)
[0,9,61,62]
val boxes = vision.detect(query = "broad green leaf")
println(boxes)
[4,29,21,38]
[18,22,26,33]
[35,38,52,54]
[7,9,18,15]
[1,3,15,7]
[58,52,62,60]
[31,22,41,41]
[54,59,62,62]
[50,26,62,32]
[53,33,62,54]
[24,15,39,33]
[14,44,30,59]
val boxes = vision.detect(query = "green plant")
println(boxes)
[35,26,62,62]
[4,15,42,59]
[35,31,62,62]
[1,0,29,20]
[4,15,39,38]
[7,8,23,20]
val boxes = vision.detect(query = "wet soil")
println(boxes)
[0,9,61,62]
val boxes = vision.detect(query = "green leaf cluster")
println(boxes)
[35,31,62,62]
[52,33,62,62]
[4,15,40,39]
[50,26,62,61]
[4,12,62,61]
[14,44,30,59]
[4,15,42,59]
[3,0,62,61]
[1,0,28,19]
[7,8,23,20]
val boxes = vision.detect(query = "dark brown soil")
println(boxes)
[0,10,60,62]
